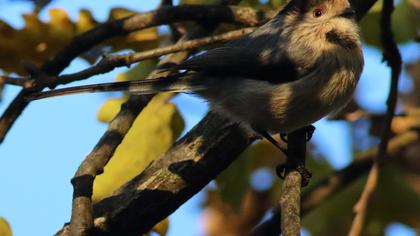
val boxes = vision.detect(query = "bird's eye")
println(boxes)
[313,7,324,18]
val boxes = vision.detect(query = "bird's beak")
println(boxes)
[339,8,356,19]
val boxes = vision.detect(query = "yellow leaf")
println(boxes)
[127,28,159,43]
[153,218,169,236]
[77,9,97,33]
[0,8,160,74]
[97,97,127,123]
[115,59,158,82]
[108,8,137,20]
[92,93,185,202]
[0,217,12,236]
[48,8,75,39]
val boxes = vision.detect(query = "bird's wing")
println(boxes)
[179,47,257,73]
[179,46,298,84]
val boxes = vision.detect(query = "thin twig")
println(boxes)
[0,75,34,89]
[348,163,379,236]
[348,0,402,235]
[280,128,310,236]
[281,171,302,236]
[50,27,255,87]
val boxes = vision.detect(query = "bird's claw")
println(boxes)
[276,164,312,186]
[304,125,316,141]
[296,165,312,187]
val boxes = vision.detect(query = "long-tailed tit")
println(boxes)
[28,0,364,144]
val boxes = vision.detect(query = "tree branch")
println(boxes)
[251,130,419,236]
[348,0,402,234]
[281,170,302,235]
[0,5,270,144]
[36,27,254,88]
[280,128,312,235]
[0,75,33,89]
[41,5,269,77]
[62,112,255,236]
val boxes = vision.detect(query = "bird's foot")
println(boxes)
[276,163,312,187]
[296,165,312,187]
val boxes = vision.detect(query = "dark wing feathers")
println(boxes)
[179,46,298,84]
[179,47,259,74]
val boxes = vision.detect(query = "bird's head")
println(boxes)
[281,0,360,49]
[276,0,362,71]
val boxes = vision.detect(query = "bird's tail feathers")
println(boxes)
[26,74,207,101]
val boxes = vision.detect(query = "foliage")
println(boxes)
[0,8,158,74]
[0,0,419,235]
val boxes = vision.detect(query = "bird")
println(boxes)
[28,0,364,148]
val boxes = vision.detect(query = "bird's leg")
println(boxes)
[276,125,315,186]
[255,129,288,156]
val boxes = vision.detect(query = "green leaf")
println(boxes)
[216,149,252,212]
[360,0,419,47]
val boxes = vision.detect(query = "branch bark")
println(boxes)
[83,113,255,236]
[0,75,33,89]
[280,128,311,236]
[281,171,302,236]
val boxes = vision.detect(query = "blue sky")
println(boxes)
[0,1,419,236]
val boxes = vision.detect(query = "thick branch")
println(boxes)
[86,113,255,236]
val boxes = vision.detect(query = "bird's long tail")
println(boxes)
[26,74,208,101]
